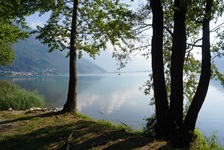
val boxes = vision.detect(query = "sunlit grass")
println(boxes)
[191,130,224,150]
[77,112,133,132]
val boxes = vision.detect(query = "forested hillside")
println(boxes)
[0,34,107,75]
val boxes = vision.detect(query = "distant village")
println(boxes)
[0,68,58,77]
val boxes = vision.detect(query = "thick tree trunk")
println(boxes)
[150,0,169,137]
[62,0,78,114]
[170,0,186,133]
[182,0,212,147]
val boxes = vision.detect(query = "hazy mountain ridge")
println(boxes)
[0,34,107,76]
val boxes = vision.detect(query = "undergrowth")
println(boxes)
[191,130,224,150]
[143,115,224,149]
[0,80,45,110]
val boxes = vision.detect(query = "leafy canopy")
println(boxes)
[133,0,224,104]
[0,0,55,66]
[35,0,137,59]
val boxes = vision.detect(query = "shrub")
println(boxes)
[143,114,157,137]
[143,114,224,149]
[191,130,224,150]
[0,80,45,110]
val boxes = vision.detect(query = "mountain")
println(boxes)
[0,34,107,75]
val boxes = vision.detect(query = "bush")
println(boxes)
[0,80,45,110]
[143,114,224,149]
[191,130,224,150]
[143,114,157,137]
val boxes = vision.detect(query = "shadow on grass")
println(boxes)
[70,120,153,150]
[0,113,153,150]
[0,112,61,125]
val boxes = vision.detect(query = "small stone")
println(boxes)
[53,107,58,112]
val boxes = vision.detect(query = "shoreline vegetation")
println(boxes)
[0,81,223,149]
[0,80,45,110]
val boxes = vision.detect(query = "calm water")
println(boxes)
[1,73,224,144]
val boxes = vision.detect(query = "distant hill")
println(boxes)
[0,34,107,75]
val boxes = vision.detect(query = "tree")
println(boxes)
[111,0,224,147]
[0,9,28,66]
[182,0,212,146]
[170,0,187,132]
[147,0,223,147]
[62,0,78,113]
[35,0,136,114]
[150,0,169,138]
[0,0,54,66]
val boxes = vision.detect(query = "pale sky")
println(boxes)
[25,1,224,71]
[25,0,150,72]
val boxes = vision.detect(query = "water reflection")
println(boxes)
[197,84,224,145]
[76,74,152,128]
[3,76,69,106]
[1,73,152,128]
[78,75,145,115]
[1,73,224,144]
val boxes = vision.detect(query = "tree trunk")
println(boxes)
[170,0,187,133]
[62,0,78,114]
[150,0,169,138]
[182,0,212,147]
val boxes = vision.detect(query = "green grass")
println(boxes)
[0,111,167,150]
[191,129,224,150]
[0,80,45,110]
[1,111,221,149]
[77,112,135,133]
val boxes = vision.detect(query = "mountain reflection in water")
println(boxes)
[1,73,224,145]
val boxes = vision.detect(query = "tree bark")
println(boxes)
[182,0,212,146]
[150,0,169,137]
[62,0,78,114]
[170,0,187,132]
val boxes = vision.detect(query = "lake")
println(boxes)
[1,72,224,144]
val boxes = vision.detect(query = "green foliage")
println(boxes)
[137,0,224,109]
[0,80,45,110]
[0,1,30,66]
[143,118,224,149]
[143,114,157,137]
[0,34,106,74]
[35,0,136,58]
[0,0,57,66]
[0,43,14,66]
[0,34,69,74]
[0,19,29,66]
[191,130,224,150]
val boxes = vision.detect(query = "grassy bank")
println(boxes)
[1,111,223,150]
[0,80,45,110]
[0,111,169,150]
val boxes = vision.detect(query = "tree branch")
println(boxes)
[186,38,202,49]
[210,21,224,32]
[163,26,173,37]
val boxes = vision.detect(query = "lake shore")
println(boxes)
[1,110,222,149]
[0,110,169,150]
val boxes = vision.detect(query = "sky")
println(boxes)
[25,0,224,72]
[25,0,150,72]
